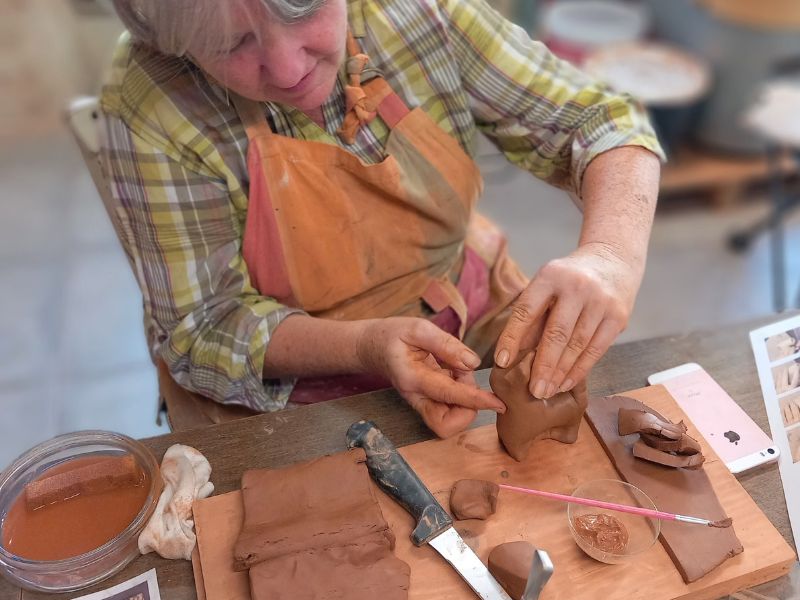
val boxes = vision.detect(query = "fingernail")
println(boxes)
[496,349,510,368]
[533,379,547,399]
[462,352,480,369]
[494,404,506,414]
[545,383,556,399]
[560,378,574,392]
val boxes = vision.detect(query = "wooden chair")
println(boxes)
[65,96,258,431]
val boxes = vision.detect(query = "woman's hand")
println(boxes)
[357,317,506,438]
[782,394,800,426]
[492,146,660,398]
[494,242,641,399]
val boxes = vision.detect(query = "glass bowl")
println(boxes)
[567,479,660,564]
[0,431,162,592]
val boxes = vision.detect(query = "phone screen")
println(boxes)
[657,367,775,466]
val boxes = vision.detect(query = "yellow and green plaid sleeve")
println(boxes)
[99,45,300,411]
[436,0,665,194]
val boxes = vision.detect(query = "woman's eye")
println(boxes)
[228,33,253,55]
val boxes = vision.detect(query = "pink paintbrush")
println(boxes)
[498,483,732,528]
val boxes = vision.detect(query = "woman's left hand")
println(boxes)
[494,241,642,398]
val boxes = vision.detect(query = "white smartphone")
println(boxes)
[648,362,779,474]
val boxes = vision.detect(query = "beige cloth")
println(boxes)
[139,444,214,560]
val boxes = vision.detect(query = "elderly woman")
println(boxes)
[102,0,662,437]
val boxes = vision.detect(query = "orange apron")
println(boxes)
[234,33,528,403]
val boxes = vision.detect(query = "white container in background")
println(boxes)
[541,0,650,64]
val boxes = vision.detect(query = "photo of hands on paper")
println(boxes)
[780,393,800,427]
[772,359,800,395]
[766,329,800,362]
[788,428,800,464]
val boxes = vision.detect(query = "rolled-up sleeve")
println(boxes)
[438,0,665,194]
[101,114,300,411]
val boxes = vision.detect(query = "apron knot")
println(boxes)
[338,84,378,145]
[337,44,377,144]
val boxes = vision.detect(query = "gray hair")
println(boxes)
[111,0,327,57]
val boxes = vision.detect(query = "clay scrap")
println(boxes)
[488,541,536,600]
[449,479,499,520]
[25,454,141,510]
[586,395,743,583]
[234,449,409,600]
[618,408,704,469]
[490,351,587,461]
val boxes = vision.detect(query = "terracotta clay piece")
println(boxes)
[490,351,587,461]
[488,541,536,600]
[572,513,629,554]
[25,454,141,510]
[632,440,705,469]
[233,449,410,600]
[586,395,743,583]
[449,479,499,520]
[618,407,705,469]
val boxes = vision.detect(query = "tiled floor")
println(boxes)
[1,130,799,469]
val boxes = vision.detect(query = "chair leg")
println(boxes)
[767,145,787,312]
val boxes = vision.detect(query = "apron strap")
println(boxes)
[338,31,379,144]
[365,79,410,128]
[232,94,273,142]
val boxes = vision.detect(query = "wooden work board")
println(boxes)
[192,385,794,600]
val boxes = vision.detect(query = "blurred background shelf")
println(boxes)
[660,147,800,207]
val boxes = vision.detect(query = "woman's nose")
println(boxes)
[255,31,308,89]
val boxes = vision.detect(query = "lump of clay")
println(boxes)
[234,449,410,600]
[488,541,535,600]
[572,513,629,554]
[449,479,499,520]
[618,408,687,439]
[490,351,587,461]
[618,408,705,469]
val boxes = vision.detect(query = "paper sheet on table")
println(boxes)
[750,314,800,558]
[70,568,161,600]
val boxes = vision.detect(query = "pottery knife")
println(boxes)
[346,420,512,600]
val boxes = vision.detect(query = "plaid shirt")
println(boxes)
[100,0,664,412]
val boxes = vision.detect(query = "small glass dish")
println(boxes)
[0,430,162,592]
[567,479,660,565]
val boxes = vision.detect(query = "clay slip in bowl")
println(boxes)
[567,479,660,565]
[0,431,162,592]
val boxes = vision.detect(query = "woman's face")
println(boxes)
[191,0,347,113]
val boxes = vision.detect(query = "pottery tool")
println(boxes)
[347,420,512,600]
[523,549,553,600]
[499,483,732,528]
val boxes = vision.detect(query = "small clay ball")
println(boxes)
[449,479,499,520]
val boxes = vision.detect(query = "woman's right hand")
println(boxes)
[356,317,507,438]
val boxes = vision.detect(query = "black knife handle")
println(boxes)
[346,420,452,546]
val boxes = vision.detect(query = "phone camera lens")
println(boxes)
[768,448,776,454]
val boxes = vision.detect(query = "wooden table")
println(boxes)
[4,315,797,599]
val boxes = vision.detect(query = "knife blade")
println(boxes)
[346,420,512,600]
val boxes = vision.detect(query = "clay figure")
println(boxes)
[490,350,587,461]
[449,479,499,520]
